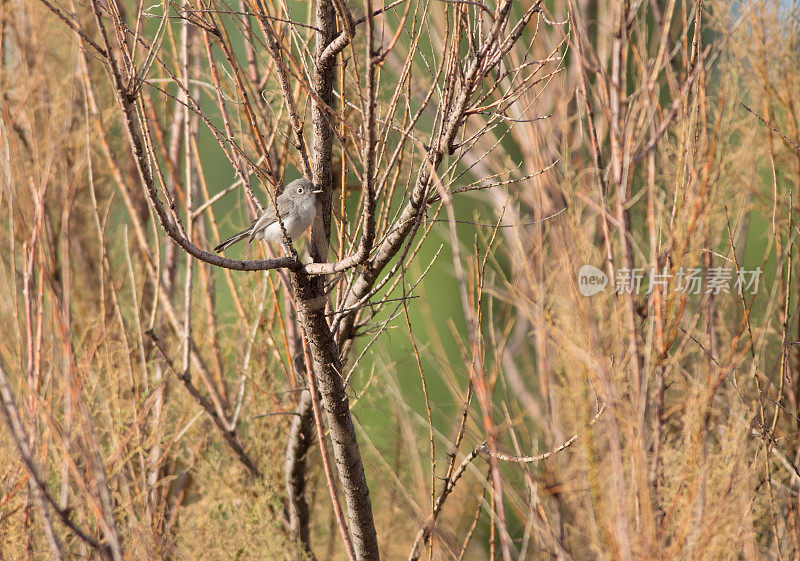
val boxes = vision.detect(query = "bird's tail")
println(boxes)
[213,228,251,253]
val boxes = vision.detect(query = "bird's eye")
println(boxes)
[297,187,304,194]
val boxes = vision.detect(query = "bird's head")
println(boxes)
[287,177,322,199]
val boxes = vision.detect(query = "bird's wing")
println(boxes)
[249,205,279,241]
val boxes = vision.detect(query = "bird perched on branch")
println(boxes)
[213,177,321,253]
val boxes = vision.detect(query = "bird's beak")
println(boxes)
[312,189,323,194]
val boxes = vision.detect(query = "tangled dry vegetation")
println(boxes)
[1,0,800,560]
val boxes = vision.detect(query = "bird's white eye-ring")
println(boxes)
[297,187,304,194]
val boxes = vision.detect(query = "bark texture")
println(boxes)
[291,272,380,561]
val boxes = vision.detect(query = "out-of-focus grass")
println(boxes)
[3,0,800,560]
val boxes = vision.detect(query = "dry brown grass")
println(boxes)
[2,0,800,560]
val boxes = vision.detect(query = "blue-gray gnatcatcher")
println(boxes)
[214,177,321,253]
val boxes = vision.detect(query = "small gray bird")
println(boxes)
[214,177,321,253]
